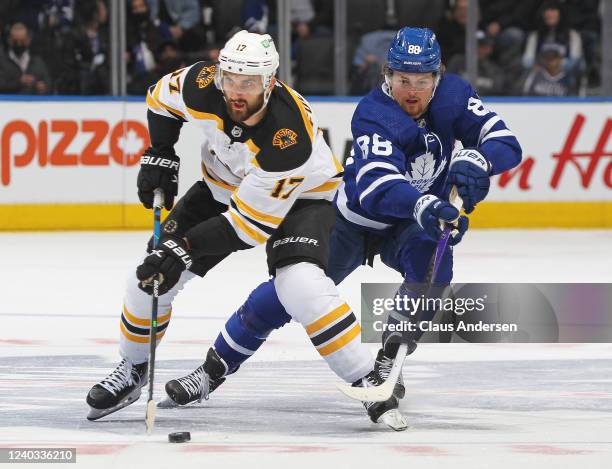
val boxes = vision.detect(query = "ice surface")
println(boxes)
[1,230,611,468]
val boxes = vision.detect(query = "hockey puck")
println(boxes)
[168,432,191,443]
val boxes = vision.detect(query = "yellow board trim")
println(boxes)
[123,305,172,327]
[228,209,268,244]
[1,201,611,231]
[232,194,283,225]
[306,303,351,336]
[317,324,361,357]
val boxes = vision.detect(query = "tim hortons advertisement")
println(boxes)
[0,99,610,228]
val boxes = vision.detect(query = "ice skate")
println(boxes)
[374,346,406,399]
[158,347,229,407]
[86,359,148,421]
[353,369,408,431]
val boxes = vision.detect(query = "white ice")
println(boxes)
[1,229,611,468]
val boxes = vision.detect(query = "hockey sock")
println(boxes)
[214,281,291,372]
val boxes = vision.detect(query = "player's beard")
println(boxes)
[226,94,265,123]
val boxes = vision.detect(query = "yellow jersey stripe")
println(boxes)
[123,305,172,327]
[229,209,269,244]
[332,154,344,173]
[120,322,166,343]
[283,83,314,143]
[232,194,283,225]
[306,303,351,335]
[201,163,237,191]
[186,106,224,130]
[305,180,341,193]
[317,324,361,356]
[245,138,260,155]
[146,91,162,111]
[153,80,186,119]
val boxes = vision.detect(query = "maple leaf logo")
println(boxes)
[118,129,145,156]
[406,152,447,193]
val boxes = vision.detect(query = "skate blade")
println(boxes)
[86,389,142,421]
[157,396,180,408]
[378,409,408,431]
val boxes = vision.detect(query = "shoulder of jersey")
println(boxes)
[252,81,314,173]
[430,72,472,112]
[353,86,417,141]
[181,61,225,116]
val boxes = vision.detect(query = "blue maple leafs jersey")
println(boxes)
[336,73,522,231]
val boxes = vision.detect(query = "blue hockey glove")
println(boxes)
[414,194,469,246]
[444,148,491,214]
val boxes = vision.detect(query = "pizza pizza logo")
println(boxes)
[272,128,298,149]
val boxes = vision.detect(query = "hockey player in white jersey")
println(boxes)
[165,27,523,415]
[85,30,406,430]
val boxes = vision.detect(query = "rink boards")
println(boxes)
[0,96,610,230]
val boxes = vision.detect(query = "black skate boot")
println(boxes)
[86,359,148,421]
[352,368,408,431]
[375,345,408,400]
[159,347,231,407]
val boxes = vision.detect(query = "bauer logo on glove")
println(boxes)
[136,236,193,295]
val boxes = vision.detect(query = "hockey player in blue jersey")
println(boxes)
[161,27,522,422]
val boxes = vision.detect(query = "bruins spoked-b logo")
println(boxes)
[163,219,179,234]
[196,65,215,88]
[272,128,298,149]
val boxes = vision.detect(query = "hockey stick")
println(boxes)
[336,186,463,402]
[145,188,164,434]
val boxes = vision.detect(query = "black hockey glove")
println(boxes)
[136,235,192,295]
[137,148,180,210]
[444,148,491,214]
[414,194,469,246]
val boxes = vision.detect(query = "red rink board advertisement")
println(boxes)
[0,98,610,229]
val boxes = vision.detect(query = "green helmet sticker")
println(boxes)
[261,39,271,48]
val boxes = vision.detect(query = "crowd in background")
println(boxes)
[0,0,603,97]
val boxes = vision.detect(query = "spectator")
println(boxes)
[478,0,529,75]
[145,0,205,52]
[447,31,506,96]
[55,0,109,94]
[349,29,396,95]
[0,1,23,39]
[522,43,577,96]
[437,0,469,65]
[560,0,600,86]
[0,22,52,94]
[243,0,269,34]
[522,1,583,76]
[244,1,333,54]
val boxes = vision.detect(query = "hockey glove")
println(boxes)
[444,148,491,214]
[136,235,193,295]
[137,148,180,210]
[414,194,469,246]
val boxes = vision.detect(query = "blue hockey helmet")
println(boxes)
[387,27,441,74]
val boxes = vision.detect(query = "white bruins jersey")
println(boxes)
[146,61,343,247]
